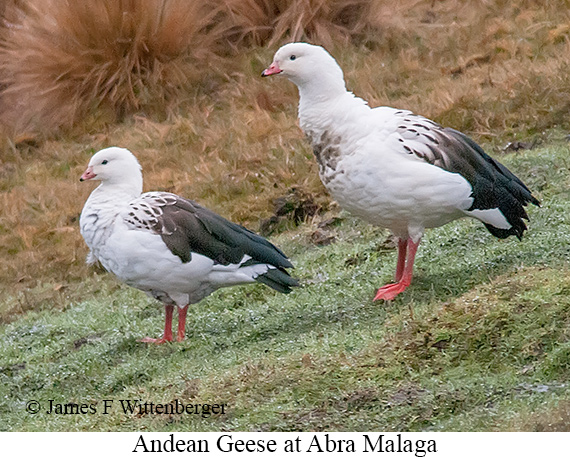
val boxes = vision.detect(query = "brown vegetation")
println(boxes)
[212,0,375,48]
[0,0,379,136]
[0,0,216,135]
[2,1,570,138]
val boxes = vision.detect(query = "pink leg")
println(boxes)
[176,305,188,342]
[139,304,174,344]
[374,238,421,301]
[394,238,408,282]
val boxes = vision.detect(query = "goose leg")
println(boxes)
[176,305,188,342]
[140,304,174,344]
[374,238,420,301]
[394,238,408,282]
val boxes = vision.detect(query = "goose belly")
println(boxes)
[321,154,474,237]
[93,223,261,304]
[94,225,217,299]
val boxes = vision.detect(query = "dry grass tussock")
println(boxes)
[0,0,219,136]
[0,0,379,137]
[212,0,374,48]
[3,0,570,318]
[2,0,570,138]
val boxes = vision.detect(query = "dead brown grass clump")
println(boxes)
[3,0,570,140]
[0,0,216,137]
[212,0,375,48]
[0,0,383,138]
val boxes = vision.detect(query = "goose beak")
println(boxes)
[80,166,96,182]
[261,62,282,77]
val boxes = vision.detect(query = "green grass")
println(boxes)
[1,143,569,431]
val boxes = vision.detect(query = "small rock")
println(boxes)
[259,187,322,235]
[310,228,336,246]
[502,139,539,152]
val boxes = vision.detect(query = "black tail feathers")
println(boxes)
[255,267,299,294]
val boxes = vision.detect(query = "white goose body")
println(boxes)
[84,207,198,305]
[262,42,539,301]
[81,190,264,305]
[300,98,475,241]
[80,147,297,343]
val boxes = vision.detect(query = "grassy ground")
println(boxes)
[1,143,568,432]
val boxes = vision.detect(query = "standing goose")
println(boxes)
[80,147,298,343]
[262,42,539,301]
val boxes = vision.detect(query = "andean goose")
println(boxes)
[262,42,539,301]
[80,147,298,343]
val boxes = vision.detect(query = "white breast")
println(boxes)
[79,189,123,262]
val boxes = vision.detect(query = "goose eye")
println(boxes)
[290,55,296,61]
[101,160,108,165]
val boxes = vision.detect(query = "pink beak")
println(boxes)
[80,166,96,182]
[261,62,282,77]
